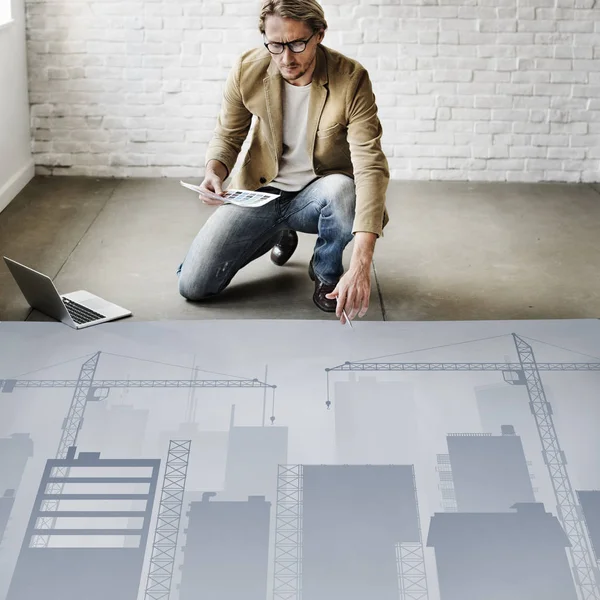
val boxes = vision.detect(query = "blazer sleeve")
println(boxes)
[345,68,390,237]
[205,55,253,179]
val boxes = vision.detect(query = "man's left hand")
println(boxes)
[325,264,371,324]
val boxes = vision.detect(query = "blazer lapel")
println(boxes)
[264,61,283,161]
[307,45,329,159]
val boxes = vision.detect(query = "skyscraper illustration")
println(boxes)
[78,403,149,458]
[475,383,548,498]
[222,424,288,503]
[334,376,416,464]
[0,434,33,549]
[475,384,533,437]
[6,447,160,600]
[578,490,600,561]
[0,433,34,494]
[78,404,153,548]
[159,423,228,493]
[299,465,422,600]
[0,490,16,545]
[445,426,535,512]
[179,493,271,600]
[427,502,577,600]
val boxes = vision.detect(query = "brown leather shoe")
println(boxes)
[308,259,337,313]
[270,230,298,266]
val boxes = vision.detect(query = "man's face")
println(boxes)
[263,16,323,84]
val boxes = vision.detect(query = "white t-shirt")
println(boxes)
[272,81,317,192]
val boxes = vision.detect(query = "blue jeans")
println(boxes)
[177,174,356,300]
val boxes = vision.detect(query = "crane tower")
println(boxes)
[324,333,600,600]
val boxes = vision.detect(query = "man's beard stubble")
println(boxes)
[279,52,317,84]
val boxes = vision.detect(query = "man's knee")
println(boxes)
[324,173,355,200]
[320,175,355,233]
[178,272,221,301]
[178,254,239,300]
[179,277,207,302]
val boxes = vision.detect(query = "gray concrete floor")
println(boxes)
[1,176,599,323]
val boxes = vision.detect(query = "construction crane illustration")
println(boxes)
[324,333,600,600]
[0,350,277,549]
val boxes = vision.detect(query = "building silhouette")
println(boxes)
[475,383,551,496]
[0,489,16,546]
[79,404,149,458]
[334,376,416,464]
[301,465,421,600]
[222,424,287,503]
[446,426,535,512]
[0,433,34,494]
[475,384,532,437]
[0,434,33,551]
[159,423,228,493]
[577,490,600,561]
[78,404,153,548]
[427,502,577,600]
[179,493,271,600]
[6,447,160,600]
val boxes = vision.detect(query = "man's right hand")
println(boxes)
[200,160,229,206]
[199,173,225,206]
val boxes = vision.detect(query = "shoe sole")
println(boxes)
[271,254,294,267]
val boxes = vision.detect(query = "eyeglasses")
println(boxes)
[263,32,316,55]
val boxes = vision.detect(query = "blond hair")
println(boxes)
[259,0,328,35]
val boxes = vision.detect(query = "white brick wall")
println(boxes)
[26,0,600,182]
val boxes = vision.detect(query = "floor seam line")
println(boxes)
[53,180,122,282]
[26,179,121,322]
[372,258,387,322]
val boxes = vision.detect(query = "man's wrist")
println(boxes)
[350,231,377,269]
[206,160,228,181]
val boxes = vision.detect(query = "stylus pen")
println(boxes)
[335,297,353,328]
[342,309,353,329]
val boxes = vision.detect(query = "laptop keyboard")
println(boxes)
[62,298,106,324]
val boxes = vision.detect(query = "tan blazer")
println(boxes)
[205,44,390,236]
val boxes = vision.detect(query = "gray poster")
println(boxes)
[1,318,599,600]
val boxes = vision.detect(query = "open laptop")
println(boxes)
[3,257,132,329]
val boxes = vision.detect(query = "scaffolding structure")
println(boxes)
[273,465,303,600]
[144,440,192,600]
[436,454,457,513]
[396,466,430,600]
[396,543,429,600]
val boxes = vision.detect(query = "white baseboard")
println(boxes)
[0,158,35,214]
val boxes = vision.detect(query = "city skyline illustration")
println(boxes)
[1,318,600,600]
